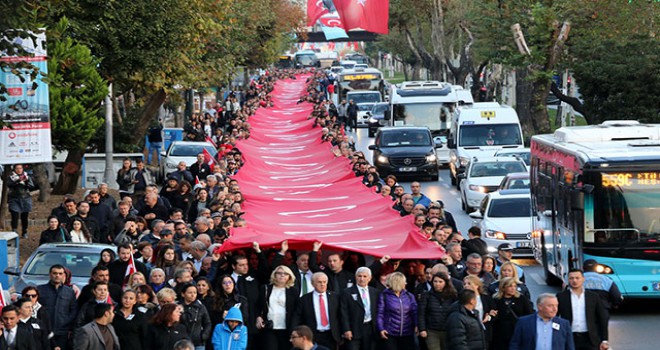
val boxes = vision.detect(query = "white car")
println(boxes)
[459,157,527,213]
[469,189,533,257]
[357,103,376,126]
[494,148,531,171]
[160,141,217,179]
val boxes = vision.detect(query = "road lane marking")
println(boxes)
[443,183,449,188]
[530,273,547,286]
[449,190,457,195]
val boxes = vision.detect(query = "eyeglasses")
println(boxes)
[222,281,234,285]
[25,294,38,298]
[290,335,302,340]
[275,272,289,276]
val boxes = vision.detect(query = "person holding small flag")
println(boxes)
[107,243,149,288]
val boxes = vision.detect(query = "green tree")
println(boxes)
[47,18,108,194]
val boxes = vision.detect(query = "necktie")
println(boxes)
[301,273,308,294]
[361,288,370,321]
[319,294,329,327]
[6,329,14,346]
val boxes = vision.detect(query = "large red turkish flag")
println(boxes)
[307,0,330,26]
[333,0,389,34]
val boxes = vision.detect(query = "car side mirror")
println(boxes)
[469,211,483,219]
[160,151,167,157]
[4,266,20,276]
[366,112,372,116]
[448,138,455,148]
[383,109,391,120]
[368,145,377,150]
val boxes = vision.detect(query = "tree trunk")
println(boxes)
[515,68,536,141]
[0,167,10,229]
[411,61,422,80]
[52,149,85,195]
[529,75,552,135]
[31,163,50,202]
[128,88,167,146]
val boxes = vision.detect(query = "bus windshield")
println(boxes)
[459,123,522,147]
[392,103,453,132]
[348,92,381,104]
[587,171,660,259]
[295,54,316,67]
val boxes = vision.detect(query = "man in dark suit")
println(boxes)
[0,305,36,350]
[510,293,575,350]
[107,243,149,287]
[340,267,379,350]
[310,242,355,293]
[293,272,341,350]
[231,255,259,349]
[557,269,610,350]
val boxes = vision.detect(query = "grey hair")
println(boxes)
[355,266,372,277]
[190,240,206,252]
[195,217,210,225]
[312,272,328,283]
[149,268,165,278]
[536,293,557,306]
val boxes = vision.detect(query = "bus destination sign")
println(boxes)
[342,74,380,81]
[602,172,660,187]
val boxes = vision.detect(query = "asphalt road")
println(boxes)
[350,127,660,350]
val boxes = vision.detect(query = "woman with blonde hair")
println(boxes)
[127,272,147,290]
[256,265,298,350]
[376,272,417,350]
[487,261,530,300]
[491,277,534,350]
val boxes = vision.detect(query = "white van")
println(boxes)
[448,102,524,187]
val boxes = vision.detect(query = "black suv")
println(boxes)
[369,127,440,181]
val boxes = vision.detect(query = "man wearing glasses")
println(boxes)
[290,325,331,350]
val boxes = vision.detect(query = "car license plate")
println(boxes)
[399,167,417,172]
[653,282,660,291]
[516,241,531,248]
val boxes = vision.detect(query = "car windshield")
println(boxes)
[497,151,531,165]
[459,123,523,147]
[349,93,381,104]
[25,251,101,277]
[488,198,531,217]
[379,130,431,147]
[470,161,526,177]
[170,144,217,157]
[358,104,374,111]
[372,104,389,114]
[506,178,530,189]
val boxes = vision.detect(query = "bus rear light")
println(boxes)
[643,250,660,254]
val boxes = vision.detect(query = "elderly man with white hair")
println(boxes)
[340,267,379,350]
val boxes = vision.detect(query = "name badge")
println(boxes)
[31,323,41,330]
[351,294,358,301]
[233,333,240,340]
[126,314,135,321]
[347,282,354,288]
[552,322,560,330]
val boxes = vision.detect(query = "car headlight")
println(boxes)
[594,264,614,274]
[459,157,470,167]
[485,229,507,240]
[376,155,389,164]
[468,184,488,193]
[426,154,437,163]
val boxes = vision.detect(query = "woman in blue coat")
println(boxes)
[376,272,418,350]
[212,306,247,350]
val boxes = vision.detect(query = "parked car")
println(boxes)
[459,157,527,213]
[4,243,114,294]
[498,172,530,190]
[469,189,533,257]
[160,141,217,180]
[367,102,390,137]
[369,126,440,181]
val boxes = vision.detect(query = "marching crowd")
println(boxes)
[2,68,621,350]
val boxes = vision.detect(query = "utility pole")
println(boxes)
[103,83,114,184]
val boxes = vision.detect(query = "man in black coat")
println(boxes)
[346,100,358,131]
[271,241,314,297]
[557,269,610,350]
[0,305,37,350]
[447,289,487,350]
[461,226,489,257]
[230,255,259,349]
[75,201,102,243]
[340,267,379,350]
[189,153,211,181]
[293,272,341,350]
[309,242,355,293]
[107,243,149,287]
[78,265,123,308]
[88,190,114,243]
[137,193,169,227]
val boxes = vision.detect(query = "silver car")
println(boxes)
[160,141,217,180]
[4,243,114,294]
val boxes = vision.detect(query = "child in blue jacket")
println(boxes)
[211,306,248,350]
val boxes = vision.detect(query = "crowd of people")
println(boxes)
[1,68,620,350]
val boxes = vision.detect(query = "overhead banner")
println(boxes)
[0,31,52,165]
[219,75,445,259]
